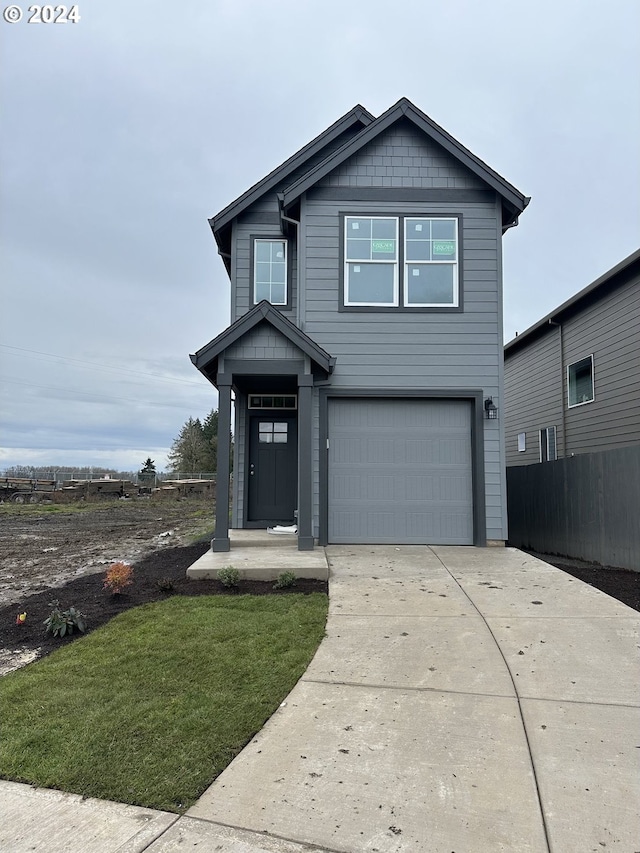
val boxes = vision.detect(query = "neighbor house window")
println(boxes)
[539,426,557,462]
[517,432,526,452]
[344,216,398,306]
[254,239,287,305]
[567,356,594,407]
[404,218,459,306]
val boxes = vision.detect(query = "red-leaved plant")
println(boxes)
[103,561,133,594]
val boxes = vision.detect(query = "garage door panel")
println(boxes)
[328,399,474,545]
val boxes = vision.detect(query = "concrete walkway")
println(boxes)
[2,546,638,852]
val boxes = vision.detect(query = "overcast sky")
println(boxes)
[1,0,638,473]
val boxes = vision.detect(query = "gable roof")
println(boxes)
[210,104,374,262]
[280,98,529,229]
[504,248,640,357]
[191,300,334,384]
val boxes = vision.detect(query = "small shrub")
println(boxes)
[103,562,133,594]
[43,600,86,638]
[273,571,297,590]
[157,577,174,593]
[217,566,240,588]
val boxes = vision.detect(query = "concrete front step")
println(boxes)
[186,530,329,581]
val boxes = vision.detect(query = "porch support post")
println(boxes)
[297,376,314,551]
[212,378,232,552]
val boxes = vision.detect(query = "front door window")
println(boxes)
[258,422,288,443]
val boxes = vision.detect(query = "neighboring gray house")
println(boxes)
[504,249,640,466]
[504,249,640,568]
[191,98,529,551]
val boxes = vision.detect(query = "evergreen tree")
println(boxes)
[167,417,209,475]
[201,409,219,472]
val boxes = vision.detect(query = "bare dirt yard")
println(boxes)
[0,497,326,676]
[0,496,215,609]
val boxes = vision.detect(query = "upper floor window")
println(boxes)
[343,215,459,309]
[345,217,398,306]
[254,239,287,305]
[405,218,458,307]
[567,356,594,407]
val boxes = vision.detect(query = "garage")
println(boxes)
[328,398,474,544]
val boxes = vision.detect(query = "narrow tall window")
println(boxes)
[254,239,287,305]
[567,356,594,407]
[539,426,557,462]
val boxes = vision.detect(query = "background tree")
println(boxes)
[138,457,156,486]
[167,417,209,474]
[201,410,218,472]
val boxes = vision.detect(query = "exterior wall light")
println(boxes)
[484,397,498,420]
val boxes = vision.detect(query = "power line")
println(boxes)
[0,344,206,387]
[1,377,213,410]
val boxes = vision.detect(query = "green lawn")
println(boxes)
[0,594,328,812]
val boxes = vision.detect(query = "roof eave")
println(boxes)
[210,105,375,237]
[281,97,529,215]
[505,248,640,355]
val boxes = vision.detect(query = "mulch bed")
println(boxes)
[525,551,640,612]
[1,542,328,658]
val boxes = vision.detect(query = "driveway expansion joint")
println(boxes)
[428,546,553,853]
[301,676,515,700]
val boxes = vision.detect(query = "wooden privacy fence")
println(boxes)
[506,446,640,571]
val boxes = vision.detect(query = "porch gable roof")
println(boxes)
[190,301,335,385]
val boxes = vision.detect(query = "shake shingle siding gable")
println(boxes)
[316,123,488,190]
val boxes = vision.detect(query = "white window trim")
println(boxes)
[403,217,459,307]
[567,354,595,408]
[539,426,557,462]
[344,216,399,307]
[253,238,287,306]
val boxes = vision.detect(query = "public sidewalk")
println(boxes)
[1,546,638,852]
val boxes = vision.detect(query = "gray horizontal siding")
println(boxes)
[504,330,563,465]
[562,281,640,453]
[505,276,640,460]
[300,185,505,540]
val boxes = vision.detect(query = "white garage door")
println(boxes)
[328,398,473,544]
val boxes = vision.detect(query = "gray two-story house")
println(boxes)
[503,249,640,568]
[191,98,529,551]
[504,249,640,465]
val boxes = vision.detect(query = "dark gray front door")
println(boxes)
[247,415,297,523]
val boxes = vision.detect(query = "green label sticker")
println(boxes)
[433,241,455,255]
[372,239,395,253]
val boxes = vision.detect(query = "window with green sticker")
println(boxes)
[404,218,458,307]
[343,215,460,309]
[345,217,398,305]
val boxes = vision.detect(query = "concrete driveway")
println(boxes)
[2,546,638,852]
